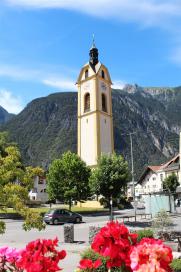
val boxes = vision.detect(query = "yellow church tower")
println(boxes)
[77,40,114,167]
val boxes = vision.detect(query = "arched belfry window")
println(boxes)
[102,93,107,112]
[84,93,90,112]
[101,70,105,79]
[85,69,89,79]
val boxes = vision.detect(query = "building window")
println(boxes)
[102,93,107,112]
[84,93,90,112]
[85,69,89,79]
[160,174,163,181]
[153,177,156,181]
[101,70,105,79]
[38,177,44,184]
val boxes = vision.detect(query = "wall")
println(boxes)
[141,170,163,194]
[80,113,97,166]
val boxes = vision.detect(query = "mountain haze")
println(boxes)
[0,106,14,124]
[1,85,181,178]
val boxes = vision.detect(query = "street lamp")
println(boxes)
[109,186,114,221]
[130,133,137,221]
[110,195,113,221]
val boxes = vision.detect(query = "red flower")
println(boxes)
[16,238,66,272]
[91,221,134,270]
[78,259,102,270]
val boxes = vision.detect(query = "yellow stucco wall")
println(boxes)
[77,63,114,167]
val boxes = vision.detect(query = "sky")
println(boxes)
[0,0,181,113]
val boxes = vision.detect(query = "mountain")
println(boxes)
[1,86,181,179]
[0,106,14,124]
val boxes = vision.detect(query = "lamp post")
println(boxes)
[110,195,113,221]
[130,133,136,221]
[109,185,114,221]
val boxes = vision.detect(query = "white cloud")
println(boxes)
[4,0,181,66]
[113,80,126,90]
[0,65,41,80]
[5,0,181,27]
[0,63,77,91]
[0,90,23,114]
[43,78,76,90]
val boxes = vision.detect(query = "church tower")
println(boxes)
[77,41,114,167]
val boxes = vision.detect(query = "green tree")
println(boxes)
[163,173,179,193]
[0,132,45,233]
[90,153,130,208]
[47,151,91,210]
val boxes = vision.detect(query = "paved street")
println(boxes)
[0,210,181,271]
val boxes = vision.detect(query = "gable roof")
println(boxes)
[138,165,162,184]
[76,62,112,84]
[161,154,179,170]
[138,154,180,184]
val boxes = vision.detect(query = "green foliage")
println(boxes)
[152,209,172,232]
[135,229,154,242]
[0,221,6,234]
[90,153,130,206]
[47,151,91,210]
[170,259,181,272]
[0,132,45,232]
[163,173,179,193]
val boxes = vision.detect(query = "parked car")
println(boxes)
[43,209,82,225]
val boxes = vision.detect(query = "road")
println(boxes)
[1,211,181,246]
[0,210,181,271]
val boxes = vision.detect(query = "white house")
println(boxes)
[135,154,180,197]
[29,176,48,203]
[128,132,181,198]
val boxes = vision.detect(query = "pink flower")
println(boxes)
[130,238,173,272]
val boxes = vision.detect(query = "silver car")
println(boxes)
[43,209,82,225]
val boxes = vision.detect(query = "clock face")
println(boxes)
[101,82,107,91]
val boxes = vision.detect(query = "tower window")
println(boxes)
[102,93,107,112]
[85,69,89,79]
[84,93,90,112]
[101,70,105,79]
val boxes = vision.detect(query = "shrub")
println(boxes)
[135,229,154,242]
[80,248,122,272]
[152,209,172,232]
[170,258,181,272]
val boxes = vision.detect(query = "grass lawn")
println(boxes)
[0,206,109,216]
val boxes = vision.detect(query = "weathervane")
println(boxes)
[92,33,96,48]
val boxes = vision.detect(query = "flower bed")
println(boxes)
[0,221,179,271]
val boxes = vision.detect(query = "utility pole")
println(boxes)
[129,133,136,221]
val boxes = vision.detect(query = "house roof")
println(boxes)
[161,154,179,170]
[138,165,162,184]
[138,154,180,185]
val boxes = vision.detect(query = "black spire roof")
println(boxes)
[89,36,99,67]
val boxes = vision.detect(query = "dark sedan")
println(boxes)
[43,209,82,225]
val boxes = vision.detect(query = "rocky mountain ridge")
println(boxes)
[0,106,14,124]
[1,85,181,178]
